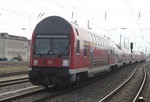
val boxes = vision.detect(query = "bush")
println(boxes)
[13,55,23,61]
[0,58,7,61]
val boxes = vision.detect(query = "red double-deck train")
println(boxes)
[29,16,146,87]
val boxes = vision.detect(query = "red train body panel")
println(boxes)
[29,16,146,87]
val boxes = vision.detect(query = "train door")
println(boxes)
[90,47,94,68]
[109,49,115,64]
[108,49,111,65]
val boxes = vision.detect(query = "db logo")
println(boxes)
[48,60,53,64]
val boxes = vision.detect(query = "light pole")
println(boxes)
[21,28,28,61]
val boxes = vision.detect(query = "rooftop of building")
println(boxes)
[0,32,29,41]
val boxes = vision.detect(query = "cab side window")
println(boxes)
[84,45,87,56]
[76,40,80,53]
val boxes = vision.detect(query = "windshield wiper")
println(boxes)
[58,46,69,57]
[35,48,42,57]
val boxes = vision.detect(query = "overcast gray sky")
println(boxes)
[0,0,150,54]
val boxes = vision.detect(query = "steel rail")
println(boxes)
[0,71,28,77]
[132,65,147,102]
[0,86,45,102]
[33,64,141,102]
[1,63,143,102]
[0,77,29,87]
[99,64,142,102]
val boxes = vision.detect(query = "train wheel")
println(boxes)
[110,66,114,72]
[76,72,88,82]
[76,76,80,82]
[56,76,71,87]
[44,85,49,89]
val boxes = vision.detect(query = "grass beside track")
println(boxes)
[0,67,28,74]
[0,61,29,74]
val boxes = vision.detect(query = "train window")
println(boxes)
[76,29,79,36]
[94,35,97,44]
[105,40,107,47]
[110,50,115,57]
[95,36,98,44]
[98,37,100,45]
[102,39,104,46]
[34,38,69,55]
[76,40,80,53]
[99,38,102,45]
[104,40,106,46]
[106,42,108,47]
[103,39,105,46]
[101,39,104,46]
[92,34,96,44]
[84,45,87,56]
[34,39,51,54]
[91,34,94,43]
[97,37,99,45]
[89,33,92,42]
[116,54,118,57]
[91,35,94,44]
[92,35,94,44]
[36,35,69,38]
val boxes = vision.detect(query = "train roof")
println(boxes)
[34,16,72,36]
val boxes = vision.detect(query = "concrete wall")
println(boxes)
[0,38,5,58]
[0,38,30,61]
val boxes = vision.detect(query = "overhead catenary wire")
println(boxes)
[0,1,149,41]
[124,0,146,52]
[0,7,29,18]
[125,0,144,39]
[76,0,107,30]
[125,0,142,30]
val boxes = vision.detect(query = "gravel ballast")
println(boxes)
[45,64,142,102]
[107,64,144,102]
[141,63,150,102]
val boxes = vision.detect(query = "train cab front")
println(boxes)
[29,16,73,87]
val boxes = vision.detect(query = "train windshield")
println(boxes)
[34,35,69,56]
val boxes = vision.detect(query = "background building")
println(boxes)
[0,33,30,61]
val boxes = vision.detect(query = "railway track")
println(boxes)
[0,66,118,102]
[0,86,45,102]
[0,77,29,87]
[0,63,145,102]
[133,67,147,102]
[99,63,147,102]
[32,63,145,102]
[0,71,28,77]
[139,63,150,102]
[0,73,110,102]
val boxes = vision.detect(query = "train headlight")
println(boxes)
[33,59,38,65]
[29,68,32,71]
[62,59,69,67]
